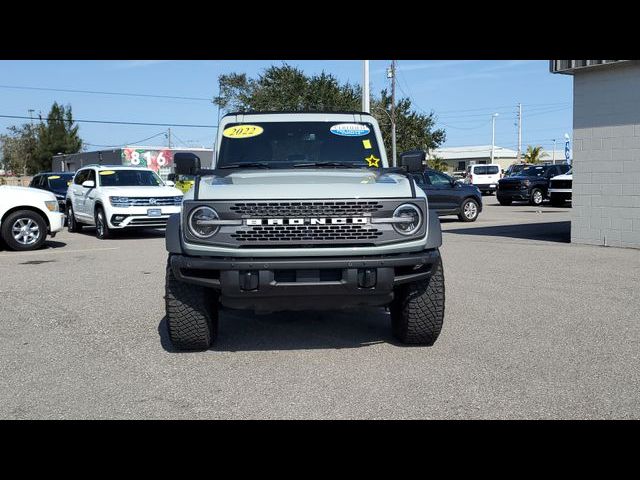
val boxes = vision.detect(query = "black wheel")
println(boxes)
[67,204,83,232]
[1,209,48,251]
[498,197,512,206]
[458,198,479,222]
[94,206,112,239]
[550,197,566,207]
[165,257,218,350]
[391,256,445,345]
[530,188,544,206]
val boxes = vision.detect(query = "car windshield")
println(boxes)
[46,174,74,190]
[217,121,383,169]
[519,166,547,177]
[98,170,164,187]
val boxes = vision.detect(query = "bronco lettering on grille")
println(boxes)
[245,217,368,226]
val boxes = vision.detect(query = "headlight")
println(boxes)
[109,196,130,206]
[188,206,220,238]
[45,200,59,212]
[392,203,422,236]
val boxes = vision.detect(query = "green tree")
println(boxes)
[34,102,82,172]
[523,145,547,164]
[427,155,449,172]
[0,124,39,175]
[214,65,446,162]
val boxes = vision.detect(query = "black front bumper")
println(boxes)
[169,249,441,311]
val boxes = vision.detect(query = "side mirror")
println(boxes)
[167,173,177,182]
[398,150,426,173]
[174,152,201,176]
[165,180,175,187]
[82,180,95,188]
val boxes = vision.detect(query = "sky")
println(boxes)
[0,60,573,153]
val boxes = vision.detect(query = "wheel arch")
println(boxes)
[1,206,50,230]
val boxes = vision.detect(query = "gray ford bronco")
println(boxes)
[165,111,445,350]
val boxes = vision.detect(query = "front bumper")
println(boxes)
[48,212,65,234]
[497,190,530,201]
[108,205,181,228]
[169,249,441,311]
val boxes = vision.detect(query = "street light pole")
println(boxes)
[390,60,397,167]
[552,139,556,163]
[362,60,370,113]
[491,113,499,162]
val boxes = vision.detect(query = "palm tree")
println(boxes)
[427,155,449,172]
[523,145,548,164]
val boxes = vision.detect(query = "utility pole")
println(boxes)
[167,128,172,148]
[362,60,370,113]
[389,60,397,168]
[28,109,34,124]
[516,103,522,162]
[491,113,499,162]
[552,139,556,163]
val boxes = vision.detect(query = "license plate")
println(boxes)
[147,208,162,217]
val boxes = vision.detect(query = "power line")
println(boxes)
[84,131,167,148]
[0,84,212,102]
[0,114,218,129]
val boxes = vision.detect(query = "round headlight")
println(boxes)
[392,204,422,236]
[188,206,219,238]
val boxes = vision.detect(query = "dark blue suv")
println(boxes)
[29,172,75,213]
[412,169,483,222]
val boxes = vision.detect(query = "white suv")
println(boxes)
[65,165,183,239]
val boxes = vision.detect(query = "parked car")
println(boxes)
[65,165,183,239]
[497,164,571,206]
[412,169,483,222]
[504,163,534,177]
[0,185,65,250]
[463,164,501,195]
[29,172,75,214]
[548,169,572,207]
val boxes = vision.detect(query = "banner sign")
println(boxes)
[121,148,174,179]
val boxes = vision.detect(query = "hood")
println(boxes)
[98,186,183,197]
[186,169,414,200]
[500,175,531,182]
[550,173,572,181]
[0,185,57,201]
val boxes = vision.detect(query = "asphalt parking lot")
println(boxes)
[1,199,639,419]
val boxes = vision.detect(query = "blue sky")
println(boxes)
[0,60,572,152]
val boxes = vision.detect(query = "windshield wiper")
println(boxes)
[292,161,356,168]
[218,162,271,169]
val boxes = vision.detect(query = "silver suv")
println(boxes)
[164,112,445,350]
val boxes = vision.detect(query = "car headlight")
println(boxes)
[45,200,59,212]
[188,206,220,238]
[392,203,422,236]
[109,196,130,206]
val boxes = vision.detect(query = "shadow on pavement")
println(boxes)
[445,221,571,243]
[75,228,165,240]
[158,307,399,353]
[0,239,67,252]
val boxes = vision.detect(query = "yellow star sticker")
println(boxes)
[365,155,380,167]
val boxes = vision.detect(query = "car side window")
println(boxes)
[427,171,452,186]
[74,170,87,185]
[86,169,96,183]
[412,173,426,188]
[30,176,40,188]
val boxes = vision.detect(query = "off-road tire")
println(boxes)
[165,257,218,350]
[1,209,48,251]
[67,204,83,232]
[498,198,512,206]
[391,257,445,345]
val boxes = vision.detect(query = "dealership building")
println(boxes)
[53,146,213,181]
[552,60,640,249]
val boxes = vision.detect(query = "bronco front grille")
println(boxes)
[231,224,383,242]
[229,201,383,217]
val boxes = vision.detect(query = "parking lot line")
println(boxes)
[0,246,120,258]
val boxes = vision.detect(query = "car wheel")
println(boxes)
[67,204,82,232]
[390,256,445,345]
[95,207,112,240]
[165,256,218,350]
[530,188,544,206]
[458,198,479,222]
[1,209,48,251]
[498,198,512,206]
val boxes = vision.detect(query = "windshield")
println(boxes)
[98,170,164,187]
[217,121,383,169]
[46,174,74,191]
[519,166,547,177]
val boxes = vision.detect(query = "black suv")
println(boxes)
[29,172,75,213]
[497,164,571,206]
[412,168,483,222]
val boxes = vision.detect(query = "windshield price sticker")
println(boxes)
[223,125,264,139]
[99,170,116,175]
[48,175,61,180]
[330,123,370,137]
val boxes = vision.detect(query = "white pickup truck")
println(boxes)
[0,185,65,251]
